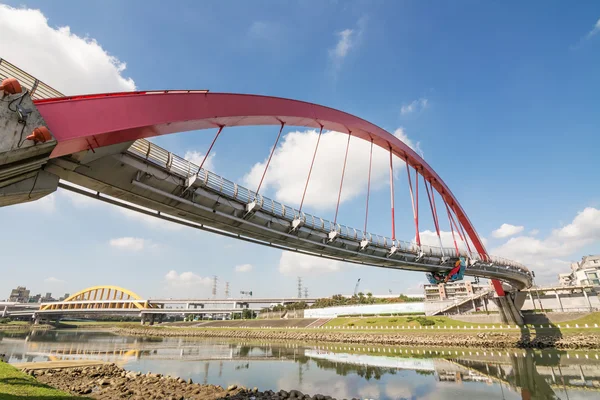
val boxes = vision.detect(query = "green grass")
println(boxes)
[324,316,484,329]
[0,362,89,399]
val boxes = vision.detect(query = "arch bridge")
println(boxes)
[0,59,531,323]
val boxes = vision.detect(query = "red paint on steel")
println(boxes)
[424,180,441,237]
[299,125,323,213]
[406,163,421,247]
[415,167,420,243]
[333,133,352,226]
[199,125,223,172]
[34,91,497,293]
[445,201,460,256]
[389,146,396,241]
[255,122,285,197]
[364,139,373,234]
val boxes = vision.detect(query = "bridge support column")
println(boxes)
[140,314,146,326]
[1,306,7,318]
[493,293,524,325]
[148,314,155,326]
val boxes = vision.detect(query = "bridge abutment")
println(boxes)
[0,88,59,207]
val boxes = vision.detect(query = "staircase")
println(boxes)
[429,289,493,316]
[305,318,332,328]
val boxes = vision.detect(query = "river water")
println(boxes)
[1,330,599,399]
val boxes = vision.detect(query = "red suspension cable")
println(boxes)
[299,125,323,213]
[406,162,421,246]
[197,125,224,173]
[255,122,285,198]
[415,167,420,238]
[444,201,460,256]
[457,218,473,255]
[364,139,374,234]
[333,132,352,225]
[389,147,396,241]
[424,178,444,250]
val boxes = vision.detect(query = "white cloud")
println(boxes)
[234,263,253,273]
[529,229,540,236]
[242,128,418,210]
[492,207,600,282]
[586,17,600,39]
[279,251,344,276]
[331,29,354,61]
[0,5,135,95]
[109,237,146,251]
[492,223,525,238]
[400,98,429,115]
[164,270,212,288]
[329,17,367,70]
[44,277,65,284]
[184,150,215,172]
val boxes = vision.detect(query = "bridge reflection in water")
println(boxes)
[1,330,599,399]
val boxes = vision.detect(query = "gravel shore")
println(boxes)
[27,363,344,400]
[112,327,600,349]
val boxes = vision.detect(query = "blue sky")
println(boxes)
[1,1,599,300]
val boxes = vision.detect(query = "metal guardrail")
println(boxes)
[0,58,64,100]
[127,139,532,284]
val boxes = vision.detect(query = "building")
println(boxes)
[8,286,30,303]
[28,294,41,303]
[560,255,600,286]
[58,293,70,301]
[423,280,491,302]
[558,273,573,286]
[41,292,55,302]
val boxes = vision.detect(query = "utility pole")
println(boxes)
[297,277,302,299]
[225,282,230,298]
[212,275,218,298]
[304,287,308,299]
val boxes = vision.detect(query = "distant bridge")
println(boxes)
[2,285,317,324]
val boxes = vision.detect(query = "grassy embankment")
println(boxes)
[0,362,88,399]
[56,313,600,336]
[322,313,600,335]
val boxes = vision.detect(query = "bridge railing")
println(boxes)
[0,58,64,100]
[128,139,531,282]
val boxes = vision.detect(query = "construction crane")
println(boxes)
[353,278,361,296]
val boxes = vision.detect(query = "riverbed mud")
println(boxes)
[111,327,600,349]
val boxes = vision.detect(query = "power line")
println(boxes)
[225,282,230,298]
[297,277,302,299]
[212,275,218,298]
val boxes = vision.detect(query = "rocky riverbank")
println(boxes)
[25,363,345,400]
[112,326,600,349]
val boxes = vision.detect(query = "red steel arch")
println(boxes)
[34,91,503,295]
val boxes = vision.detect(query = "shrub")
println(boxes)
[389,319,398,323]
[0,318,10,324]
[347,323,355,327]
[366,320,376,324]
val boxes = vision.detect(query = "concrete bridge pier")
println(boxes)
[494,292,525,325]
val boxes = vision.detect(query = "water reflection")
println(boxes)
[1,330,599,399]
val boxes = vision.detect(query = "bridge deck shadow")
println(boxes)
[519,313,563,348]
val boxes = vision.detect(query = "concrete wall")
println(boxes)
[305,303,425,318]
